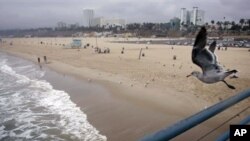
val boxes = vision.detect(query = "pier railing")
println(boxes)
[141,88,250,141]
[216,115,250,141]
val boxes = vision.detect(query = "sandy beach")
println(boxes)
[0,37,249,141]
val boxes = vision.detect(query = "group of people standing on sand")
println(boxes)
[37,56,48,69]
[37,56,47,64]
[94,47,110,54]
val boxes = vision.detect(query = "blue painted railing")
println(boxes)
[141,88,250,141]
[216,115,250,141]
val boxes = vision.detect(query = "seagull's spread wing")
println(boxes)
[192,27,221,73]
[193,26,207,49]
[209,41,216,53]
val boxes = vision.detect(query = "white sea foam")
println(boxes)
[0,58,106,141]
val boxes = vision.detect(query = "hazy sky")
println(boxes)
[0,0,249,29]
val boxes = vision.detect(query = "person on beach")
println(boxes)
[37,57,40,63]
[44,56,47,63]
[37,57,42,69]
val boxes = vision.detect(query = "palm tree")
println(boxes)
[223,21,230,34]
[181,22,184,26]
[216,21,221,26]
[223,21,228,30]
[231,21,235,26]
[180,22,185,30]
[211,20,215,30]
[205,22,209,26]
[239,19,245,27]
[216,21,221,30]
[211,20,215,25]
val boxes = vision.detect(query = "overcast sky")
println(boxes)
[0,0,249,30]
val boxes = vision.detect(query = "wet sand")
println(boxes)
[39,63,202,141]
[0,37,249,140]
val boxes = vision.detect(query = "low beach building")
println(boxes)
[91,17,126,28]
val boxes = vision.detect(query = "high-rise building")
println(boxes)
[83,9,94,27]
[192,7,198,25]
[196,10,205,25]
[190,7,205,26]
[91,17,126,28]
[180,8,188,25]
[180,7,205,27]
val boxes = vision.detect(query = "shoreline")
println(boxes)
[1,37,249,140]
[1,48,202,140]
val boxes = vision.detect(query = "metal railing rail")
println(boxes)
[216,115,250,141]
[197,106,249,141]
[141,88,250,141]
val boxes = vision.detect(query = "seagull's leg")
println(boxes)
[222,80,236,89]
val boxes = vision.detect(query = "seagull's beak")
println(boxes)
[186,74,192,77]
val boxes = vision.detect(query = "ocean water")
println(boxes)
[0,52,106,141]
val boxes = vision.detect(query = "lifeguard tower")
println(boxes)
[71,39,82,48]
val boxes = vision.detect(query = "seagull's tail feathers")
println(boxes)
[226,69,237,74]
[221,69,238,80]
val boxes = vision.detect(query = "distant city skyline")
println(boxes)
[0,0,249,30]
[180,7,205,26]
[83,9,126,28]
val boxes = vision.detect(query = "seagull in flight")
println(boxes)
[187,27,238,89]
